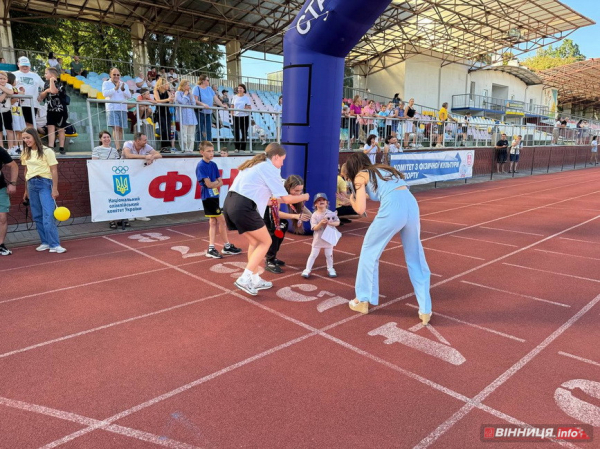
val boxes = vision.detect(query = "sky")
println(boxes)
[225,0,600,80]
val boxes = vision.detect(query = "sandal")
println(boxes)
[109,221,117,229]
[349,299,369,314]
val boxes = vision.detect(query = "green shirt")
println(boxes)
[70,61,83,74]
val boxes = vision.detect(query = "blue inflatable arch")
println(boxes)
[281,0,391,209]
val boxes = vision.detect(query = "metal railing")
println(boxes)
[86,98,282,153]
[338,114,598,151]
[452,93,551,118]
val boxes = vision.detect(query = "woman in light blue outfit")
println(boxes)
[346,152,432,325]
[175,80,198,153]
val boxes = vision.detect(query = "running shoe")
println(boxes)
[234,276,258,296]
[36,244,50,251]
[253,277,273,291]
[49,246,67,253]
[0,244,12,256]
[206,248,223,259]
[222,243,242,255]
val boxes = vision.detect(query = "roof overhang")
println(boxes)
[537,59,600,106]
[474,64,544,85]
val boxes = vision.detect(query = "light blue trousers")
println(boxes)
[355,189,432,314]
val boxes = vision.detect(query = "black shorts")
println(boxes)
[202,197,221,217]
[496,150,508,163]
[22,107,37,126]
[337,205,356,216]
[223,191,266,234]
[47,110,68,127]
[0,111,13,131]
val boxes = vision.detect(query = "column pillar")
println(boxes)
[0,1,15,64]
[226,40,242,82]
[131,22,149,76]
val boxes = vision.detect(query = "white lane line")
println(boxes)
[43,332,317,447]
[421,218,469,226]
[479,226,545,236]
[450,235,519,248]
[426,325,450,345]
[421,230,439,235]
[167,228,197,238]
[502,263,600,283]
[413,292,600,449]
[333,248,357,256]
[461,281,570,308]
[423,247,485,260]
[0,397,198,449]
[535,248,600,262]
[379,259,443,277]
[0,291,228,360]
[558,351,600,368]
[404,304,526,343]
[559,236,600,245]
[0,267,171,306]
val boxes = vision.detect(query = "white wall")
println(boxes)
[361,62,405,101]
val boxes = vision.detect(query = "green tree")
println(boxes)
[147,35,223,76]
[522,39,585,71]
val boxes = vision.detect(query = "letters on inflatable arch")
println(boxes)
[281,0,391,230]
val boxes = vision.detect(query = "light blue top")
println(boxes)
[175,91,198,126]
[192,85,215,114]
[364,168,407,202]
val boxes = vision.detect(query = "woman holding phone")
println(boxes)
[233,83,252,152]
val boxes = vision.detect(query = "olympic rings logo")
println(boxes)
[112,166,129,174]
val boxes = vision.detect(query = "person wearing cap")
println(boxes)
[345,152,432,325]
[12,57,44,129]
[301,191,340,279]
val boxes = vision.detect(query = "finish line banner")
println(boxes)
[389,150,475,185]
[87,157,250,222]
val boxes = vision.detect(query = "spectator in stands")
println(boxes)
[221,89,231,107]
[0,58,6,64]
[460,112,471,146]
[168,68,178,82]
[340,105,350,149]
[55,58,64,74]
[349,95,362,145]
[122,132,161,165]
[0,71,15,152]
[153,77,175,152]
[361,99,376,139]
[192,74,227,143]
[590,136,597,165]
[147,66,157,83]
[552,116,561,144]
[232,83,252,152]
[379,102,395,139]
[363,134,379,164]
[392,93,401,107]
[7,72,26,152]
[70,55,87,78]
[21,127,66,253]
[13,57,44,129]
[394,100,404,139]
[509,134,522,173]
[102,67,132,152]
[39,67,69,154]
[495,133,509,173]
[158,68,167,79]
[168,76,178,90]
[134,71,148,93]
[92,130,119,160]
[47,52,58,68]
[273,95,282,141]
[251,120,267,145]
[176,79,198,153]
[0,143,18,255]
[220,147,228,157]
[436,102,456,148]
[382,134,402,165]
[403,98,416,149]
[134,88,156,146]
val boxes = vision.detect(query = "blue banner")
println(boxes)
[389,150,475,185]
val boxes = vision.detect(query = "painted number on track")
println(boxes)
[276,284,348,312]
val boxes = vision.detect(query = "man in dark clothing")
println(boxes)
[495,133,509,173]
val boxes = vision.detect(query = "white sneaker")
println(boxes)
[36,244,50,251]
[301,269,310,278]
[327,268,337,278]
[234,276,258,296]
[136,217,151,221]
[253,277,273,291]
[49,246,67,253]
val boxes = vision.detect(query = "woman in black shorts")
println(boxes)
[223,143,309,295]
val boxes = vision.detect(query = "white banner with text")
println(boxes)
[389,150,475,185]
[87,157,250,222]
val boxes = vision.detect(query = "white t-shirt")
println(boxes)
[364,143,378,164]
[229,159,289,215]
[388,143,402,154]
[12,70,44,108]
[0,83,13,113]
[232,95,252,117]
[592,140,597,152]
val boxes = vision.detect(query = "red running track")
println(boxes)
[1,168,600,448]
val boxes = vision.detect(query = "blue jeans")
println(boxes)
[195,111,212,142]
[28,177,60,248]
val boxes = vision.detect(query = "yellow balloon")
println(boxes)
[54,206,71,221]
